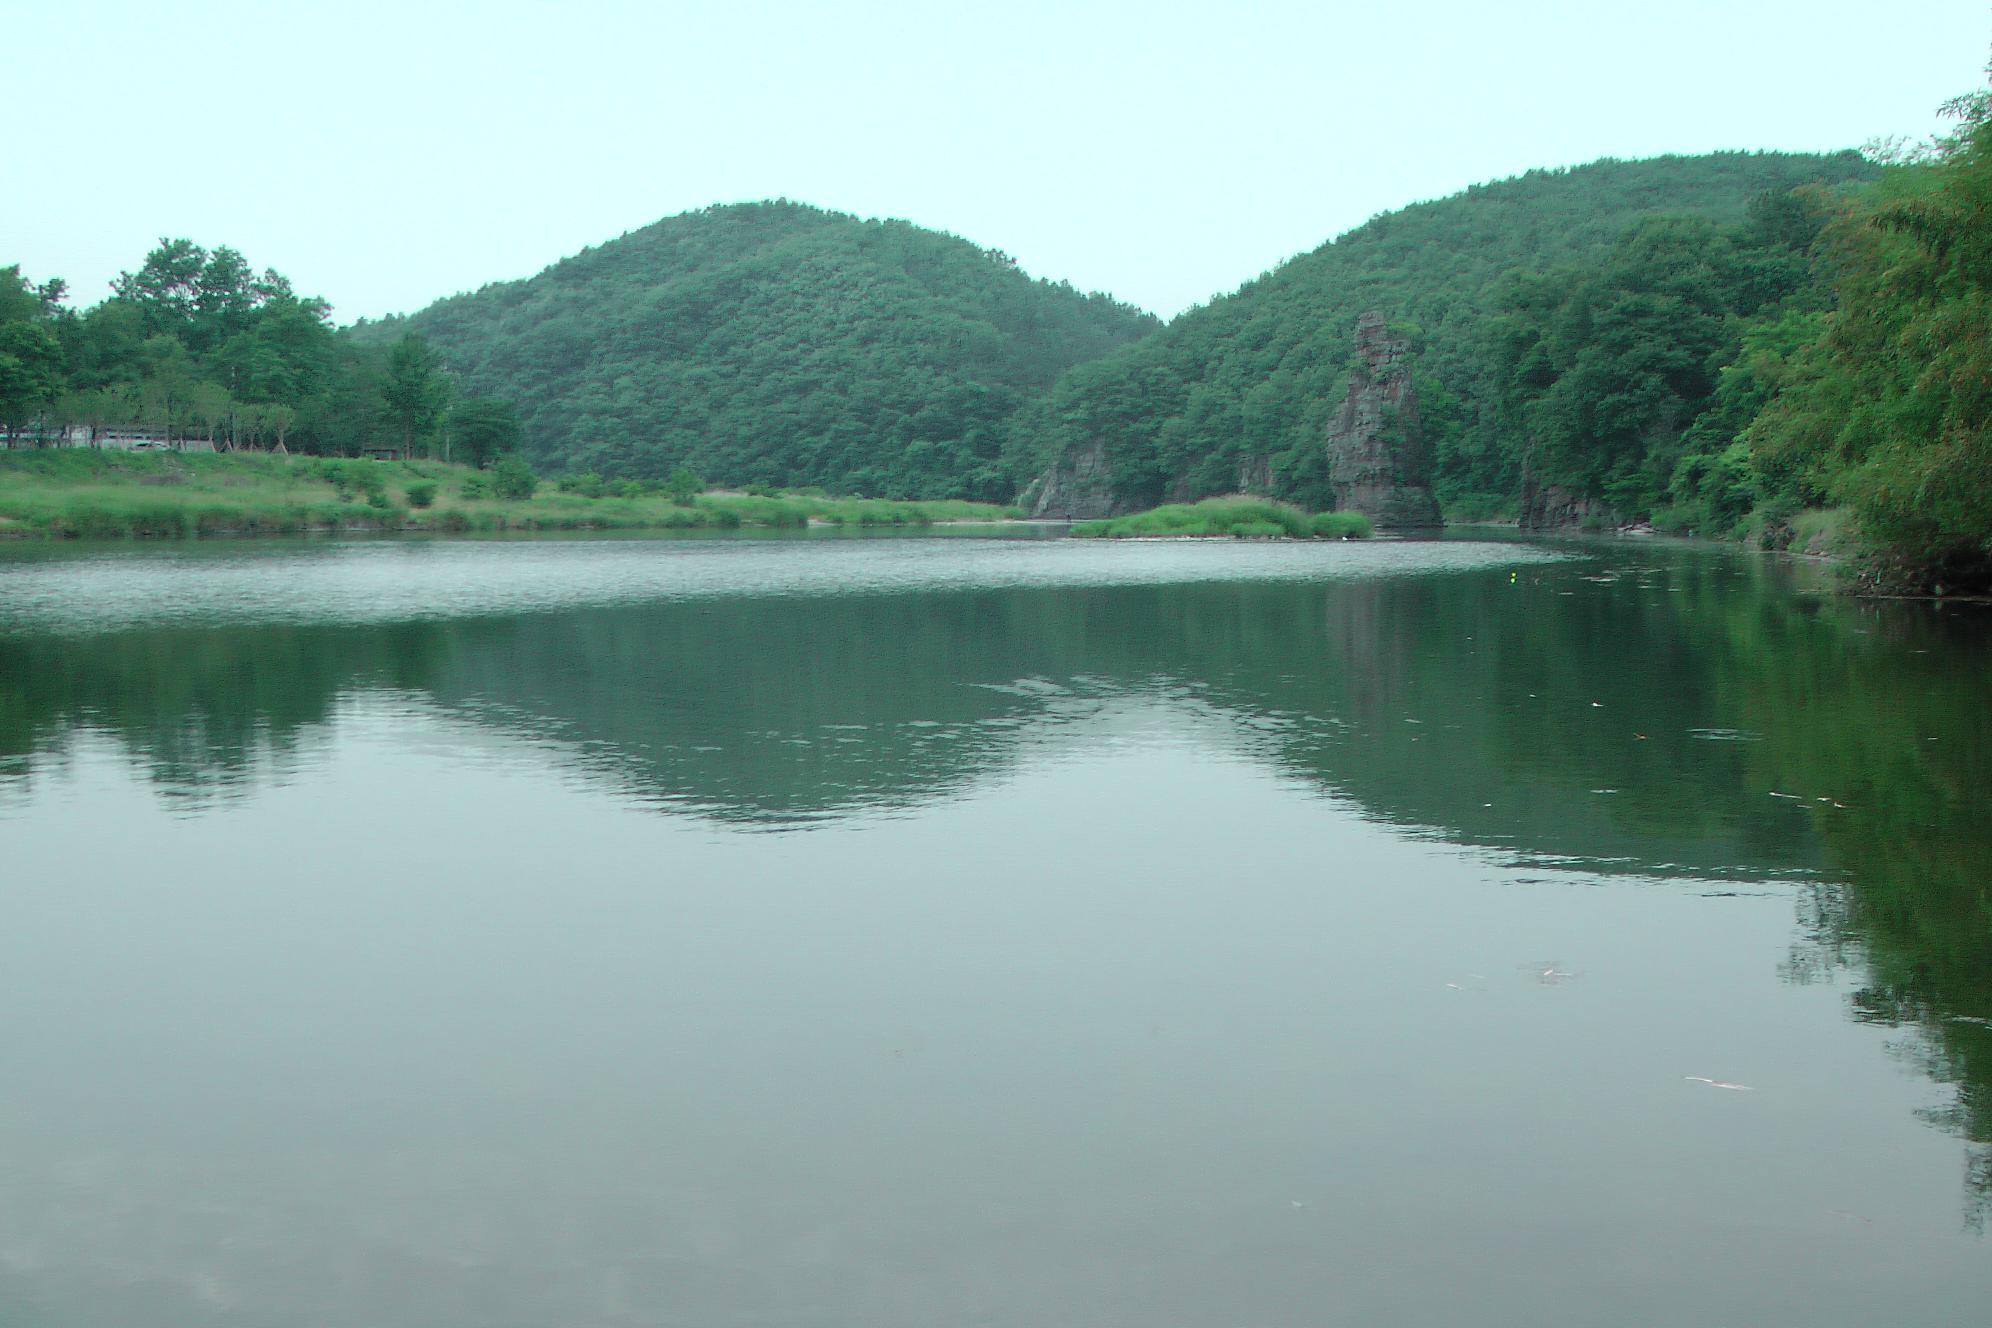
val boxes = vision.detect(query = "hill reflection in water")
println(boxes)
[2,533,1989,1318]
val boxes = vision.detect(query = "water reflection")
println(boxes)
[2,534,1990,1247]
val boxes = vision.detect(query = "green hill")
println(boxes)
[1008,152,1879,516]
[356,201,1157,499]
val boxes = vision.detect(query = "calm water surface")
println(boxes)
[2,531,1989,1326]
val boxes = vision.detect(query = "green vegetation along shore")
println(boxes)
[1072,497,1370,540]
[6,59,1988,585]
[353,201,1157,499]
[0,451,1018,539]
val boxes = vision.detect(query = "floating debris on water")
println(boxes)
[1684,1076,1755,1092]
[1689,728,1764,742]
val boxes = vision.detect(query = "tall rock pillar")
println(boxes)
[1325,311,1443,528]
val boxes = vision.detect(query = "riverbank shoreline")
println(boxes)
[0,451,1023,541]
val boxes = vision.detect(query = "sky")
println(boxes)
[5,0,1987,324]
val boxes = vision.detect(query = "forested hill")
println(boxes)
[1008,152,1878,515]
[355,201,1157,498]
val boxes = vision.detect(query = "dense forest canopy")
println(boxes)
[1007,152,1880,517]
[0,241,517,463]
[8,58,1990,585]
[1471,67,1992,585]
[353,201,1157,499]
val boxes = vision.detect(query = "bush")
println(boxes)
[459,473,490,499]
[491,456,538,500]
[559,472,607,499]
[1074,497,1371,540]
[666,465,703,507]
[404,481,438,509]
[1309,511,1372,538]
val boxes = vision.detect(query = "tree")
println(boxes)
[379,333,450,456]
[665,464,704,505]
[0,322,62,436]
[446,396,520,467]
[113,238,208,332]
[138,335,200,443]
[0,265,45,324]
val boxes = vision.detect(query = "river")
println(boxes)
[1,530,1988,1325]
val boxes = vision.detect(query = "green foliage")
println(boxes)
[1,237,523,461]
[379,333,450,454]
[665,465,703,506]
[1071,497,1370,540]
[445,395,519,468]
[1310,511,1373,538]
[1487,209,1822,520]
[0,450,1017,538]
[490,455,538,500]
[1742,79,1992,586]
[1022,153,1875,515]
[356,201,1156,499]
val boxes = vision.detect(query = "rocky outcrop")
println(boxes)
[1021,440,1120,519]
[1325,312,1443,528]
[1518,480,1617,531]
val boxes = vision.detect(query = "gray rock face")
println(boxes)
[1325,311,1443,528]
[1021,440,1120,519]
[1519,478,1618,531]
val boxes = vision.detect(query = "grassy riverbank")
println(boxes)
[0,452,1021,538]
[1073,497,1371,540]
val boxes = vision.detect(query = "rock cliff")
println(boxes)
[1518,478,1618,531]
[1020,440,1120,519]
[1324,312,1443,528]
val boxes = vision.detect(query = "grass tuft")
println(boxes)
[1072,497,1372,541]
[0,450,1022,540]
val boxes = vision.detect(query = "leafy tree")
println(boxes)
[113,238,208,332]
[665,464,703,505]
[446,396,520,467]
[0,322,62,435]
[1744,65,1992,581]
[2,241,522,462]
[379,333,450,456]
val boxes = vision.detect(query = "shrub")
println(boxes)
[666,465,703,506]
[1309,511,1372,538]
[1075,497,1370,540]
[491,457,538,500]
[459,473,490,499]
[404,481,438,509]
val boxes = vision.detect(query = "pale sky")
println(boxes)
[6,0,1986,324]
